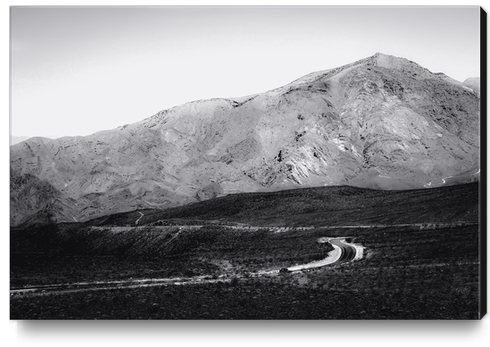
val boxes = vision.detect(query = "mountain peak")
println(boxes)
[10,54,481,226]
[372,52,392,58]
[369,52,411,69]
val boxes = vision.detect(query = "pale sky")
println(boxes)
[10,6,481,138]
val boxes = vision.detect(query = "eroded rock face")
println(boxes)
[10,53,480,225]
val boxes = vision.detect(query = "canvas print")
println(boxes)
[10,6,485,319]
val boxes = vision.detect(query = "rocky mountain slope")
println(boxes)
[10,53,480,226]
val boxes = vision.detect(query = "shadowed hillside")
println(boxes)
[10,181,481,319]
[85,182,479,227]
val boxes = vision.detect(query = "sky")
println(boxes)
[10,6,481,138]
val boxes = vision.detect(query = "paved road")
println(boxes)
[329,239,357,264]
[11,236,359,298]
[12,220,474,298]
[287,237,357,272]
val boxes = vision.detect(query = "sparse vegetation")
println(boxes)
[10,182,482,319]
[84,182,479,228]
[11,224,480,319]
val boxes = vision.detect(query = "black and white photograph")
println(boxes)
[9,5,485,321]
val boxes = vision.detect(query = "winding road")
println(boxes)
[135,212,144,225]
[287,237,357,272]
[330,238,357,264]
[10,237,360,298]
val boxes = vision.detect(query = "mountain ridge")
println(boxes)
[10,53,480,226]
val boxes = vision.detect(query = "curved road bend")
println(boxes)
[329,238,357,264]
[286,237,357,272]
[11,238,359,297]
[135,212,144,225]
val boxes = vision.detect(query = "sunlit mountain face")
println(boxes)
[10,53,480,226]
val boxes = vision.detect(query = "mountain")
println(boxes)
[463,77,480,93]
[10,53,480,226]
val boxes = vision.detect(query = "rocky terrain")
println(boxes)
[10,53,480,226]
